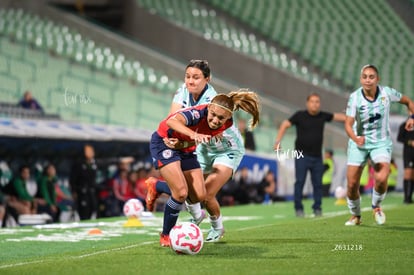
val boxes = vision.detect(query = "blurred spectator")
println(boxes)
[70,144,98,220]
[5,165,36,215]
[397,120,414,203]
[54,179,76,222]
[258,170,277,204]
[238,118,256,151]
[17,90,43,112]
[99,158,136,216]
[0,189,5,227]
[233,167,254,204]
[322,149,335,197]
[360,159,375,195]
[388,159,398,192]
[131,168,147,208]
[110,160,135,215]
[35,164,59,222]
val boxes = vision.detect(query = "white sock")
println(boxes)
[372,189,386,208]
[186,202,202,220]
[209,214,223,230]
[346,197,361,216]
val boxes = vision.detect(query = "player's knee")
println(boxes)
[173,188,188,202]
[194,192,206,203]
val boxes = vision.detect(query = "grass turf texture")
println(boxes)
[1,193,413,275]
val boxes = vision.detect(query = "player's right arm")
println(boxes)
[273,119,292,150]
[345,116,364,146]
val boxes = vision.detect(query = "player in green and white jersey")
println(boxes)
[344,64,414,226]
[146,60,246,243]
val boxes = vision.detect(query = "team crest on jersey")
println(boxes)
[162,149,173,159]
[380,96,388,106]
[191,110,201,119]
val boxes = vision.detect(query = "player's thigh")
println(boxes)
[205,164,234,197]
[347,142,369,166]
[370,145,392,164]
[160,161,188,199]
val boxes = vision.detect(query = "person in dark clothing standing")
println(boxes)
[274,93,345,217]
[397,120,414,204]
[70,144,98,220]
[238,118,256,151]
[36,164,59,222]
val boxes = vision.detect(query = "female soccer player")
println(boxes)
[344,64,414,226]
[151,90,260,246]
[146,60,248,243]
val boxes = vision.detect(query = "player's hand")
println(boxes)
[212,133,223,143]
[355,136,365,147]
[405,119,414,131]
[273,140,282,151]
[163,137,180,149]
[192,133,211,144]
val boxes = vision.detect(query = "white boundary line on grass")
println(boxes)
[236,204,400,231]
[0,204,400,269]
[0,241,156,269]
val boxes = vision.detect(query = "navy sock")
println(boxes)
[162,197,183,235]
[156,180,171,196]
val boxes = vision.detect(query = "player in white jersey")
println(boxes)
[344,64,414,226]
[146,60,246,243]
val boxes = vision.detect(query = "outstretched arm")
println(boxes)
[333,112,346,122]
[166,114,211,144]
[273,119,292,150]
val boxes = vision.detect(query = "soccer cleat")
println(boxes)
[345,215,361,226]
[159,233,171,247]
[313,209,322,217]
[295,209,304,218]
[145,177,159,212]
[373,207,386,225]
[205,227,225,242]
[189,209,206,226]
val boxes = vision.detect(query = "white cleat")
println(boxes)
[373,208,386,225]
[345,215,361,226]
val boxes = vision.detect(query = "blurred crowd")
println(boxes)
[1,143,282,227]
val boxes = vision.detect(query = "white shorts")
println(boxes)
[196,145,244,175]
[347,140,392,166]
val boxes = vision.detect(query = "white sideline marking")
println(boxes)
[236,204,399,232]
[0,204,400,269]
[0,241,156,269]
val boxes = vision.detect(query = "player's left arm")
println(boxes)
[166,113,211,143]
[332,112,346,122]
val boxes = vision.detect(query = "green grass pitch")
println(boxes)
[1,193,413,275]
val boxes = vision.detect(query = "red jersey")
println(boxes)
[156,104,233,152]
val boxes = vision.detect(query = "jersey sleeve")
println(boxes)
[385,87,402,102]
[178,107,205,126]
[346,92,358,118]
[323,112,334,122]
[288,111,300,125]
[171,83,187,106]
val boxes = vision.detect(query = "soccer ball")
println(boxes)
[334,186,347,199]
[169,222,204,255]
[123,199,144,218]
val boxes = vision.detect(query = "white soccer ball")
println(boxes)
[123,199,144,218]
[169,222,204,255]
[334,186,347,199]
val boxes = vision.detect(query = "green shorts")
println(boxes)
[196,144,245,175]
[347,140,392,166]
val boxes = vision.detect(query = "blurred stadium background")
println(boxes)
[0,0,413,206]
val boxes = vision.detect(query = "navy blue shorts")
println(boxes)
[150,132,200,171]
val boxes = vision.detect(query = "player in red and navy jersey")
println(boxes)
[150,90,260,247]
